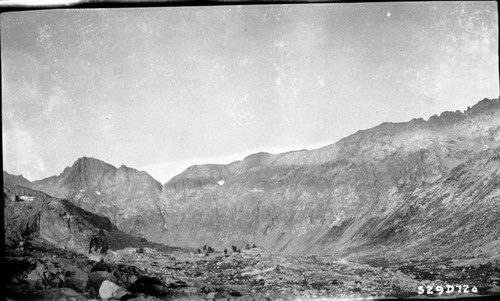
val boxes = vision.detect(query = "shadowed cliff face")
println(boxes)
[159,98,500,260]
[3,184,182,255]
[5,184,121,254]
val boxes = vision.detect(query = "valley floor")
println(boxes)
[5,242,500,300]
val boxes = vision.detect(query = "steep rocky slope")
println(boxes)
[318,147,500,262]
[3,183,178,254]
[15,157,167,242]
[159,98,500,259]
[6,98,499,263]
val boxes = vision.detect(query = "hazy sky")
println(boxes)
[2,2,499,183]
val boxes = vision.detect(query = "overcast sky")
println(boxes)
[2,2,499,183]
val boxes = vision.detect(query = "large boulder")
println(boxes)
[67,266,89,292]
[99,280,131,300]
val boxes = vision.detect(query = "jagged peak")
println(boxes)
[118,164,131,171]
[62,157,116,178]
[31,156,162,193]
[346,98,498,139]
[427,110,466,126]
[73,156,112,166]
[465,97,500,115]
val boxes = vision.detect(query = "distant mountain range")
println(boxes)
[4,97,500,262]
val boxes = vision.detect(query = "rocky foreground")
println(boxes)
[5,241,500,301]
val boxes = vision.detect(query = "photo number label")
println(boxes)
[417,285,478,295]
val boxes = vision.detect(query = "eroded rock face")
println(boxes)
[3,184,182,256]
[4,184,113,254]
[158,98,500,259]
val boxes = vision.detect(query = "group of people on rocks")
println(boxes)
[199,245,215,254]
[197,243,257,256]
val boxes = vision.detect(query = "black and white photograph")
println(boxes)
[2,1,499,300]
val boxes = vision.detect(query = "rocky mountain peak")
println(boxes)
[59,157,115,189]
[72,156,114,171]
[48,157,161,191]
[28,157,164,240]
[466,97,500,115]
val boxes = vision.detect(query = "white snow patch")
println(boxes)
[20,196,34,201]
[95,191,101,195]
[330,217,342,227]
[217,180,225,186]
[79,189,85,192]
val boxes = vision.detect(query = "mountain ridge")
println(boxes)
[164,97,500,189]
[4,97,500,261]
[5,97,499,186]
[157,97,500,257]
